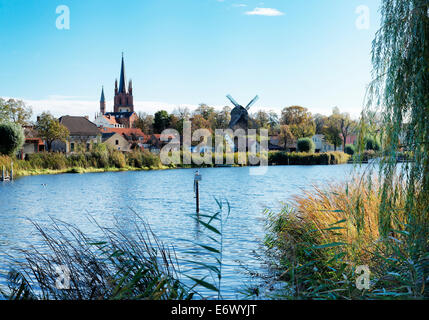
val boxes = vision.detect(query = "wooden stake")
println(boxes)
[194,171,202,214]
[196,180,199,214]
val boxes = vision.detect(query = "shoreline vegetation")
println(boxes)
[0,148,352,179]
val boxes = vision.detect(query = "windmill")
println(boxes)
[226,94,259,130]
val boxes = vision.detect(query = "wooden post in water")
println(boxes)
[10,162,13,181]
[1,166,4,181]
[194,170,202,214]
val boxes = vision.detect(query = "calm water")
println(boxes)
[0,164,367,298]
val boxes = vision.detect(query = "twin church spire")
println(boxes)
[100,53,134,114]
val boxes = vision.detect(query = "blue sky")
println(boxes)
[0,0,381,119]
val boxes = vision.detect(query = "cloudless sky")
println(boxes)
[0,0,381,118]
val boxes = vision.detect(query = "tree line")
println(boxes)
[135,104,361,151]
[1,97,375,156]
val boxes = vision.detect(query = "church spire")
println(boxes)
[100,86,106,114]
[100,86,105,103]
[118,52,127,94]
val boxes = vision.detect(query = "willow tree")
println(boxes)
[363,0,428,293]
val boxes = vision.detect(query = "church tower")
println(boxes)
[113,53,134,113]
[100,86,106,114]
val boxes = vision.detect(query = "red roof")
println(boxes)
[100,127,148,142]
[103,115,120,125]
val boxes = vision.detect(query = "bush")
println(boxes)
[353,150,377,162]
[365,137,381,151]
[27,152,67,170]
[344,144,355,155]
[127,150,161,168]
[0,122,25,155]
[268,151,350,165]
[110,151,126,168]
[297,138,315,153]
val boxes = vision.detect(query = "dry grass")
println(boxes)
[292,177,407,265]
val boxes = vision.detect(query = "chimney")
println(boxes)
[84,115,89,120]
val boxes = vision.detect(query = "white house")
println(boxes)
[312,134,342,152]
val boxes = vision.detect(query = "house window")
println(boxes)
[70,143,75,152]
[86,143,90,151]
[115,140,119,145]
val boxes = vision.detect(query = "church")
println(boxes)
[94,54,138,129]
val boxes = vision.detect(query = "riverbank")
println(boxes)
[1,149,351,178]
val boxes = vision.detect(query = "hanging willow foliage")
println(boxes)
[364,0,428,250]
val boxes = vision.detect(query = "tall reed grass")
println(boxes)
[0,215,193,300]
[261,176,428,299]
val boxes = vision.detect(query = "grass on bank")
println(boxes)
[0,147,165,178]
[1,148,351,178]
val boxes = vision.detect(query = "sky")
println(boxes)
[0,0,381,120]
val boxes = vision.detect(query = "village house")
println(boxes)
[18,126,45,159]
[100,127,147,150]
[52,116,101,153]
[312,134,337,152]
[101,132,130,152]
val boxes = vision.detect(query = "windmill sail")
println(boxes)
[226,94,241,108]
[246,95,259,110]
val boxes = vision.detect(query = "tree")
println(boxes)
[169,114,184,134]
[357,0,429,285]
[153,110,171,134]
[313,113,328,134]
[134,112,154,134]
[213,106,231,130]
[0,122,25,155]
[172,107,191,120]
[35,112,69,151]
[268,111,280,135]
[322,115,342,150]
[278,125,295,150]
[367,0,428,244]
[339,113,357,150]
[191,114,211,133]
[0,98,33,126]
[280,106,315,138]
[194,104,215,121]
[252,110,270,129]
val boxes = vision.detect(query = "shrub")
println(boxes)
[127,150,161,168]
[268,151,349,165]
[297,138,315,153]
[110,151,126,168]
[0,122,25,155]
[27,152,67,170]
[365,137,381,151]
[344,144,355,155]
[353,150,377,162]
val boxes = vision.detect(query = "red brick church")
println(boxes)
[94,54,137,129]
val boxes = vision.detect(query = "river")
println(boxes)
[0,164,368,298]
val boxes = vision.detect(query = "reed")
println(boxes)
[0,215,193,300]
[261,176,428,299]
